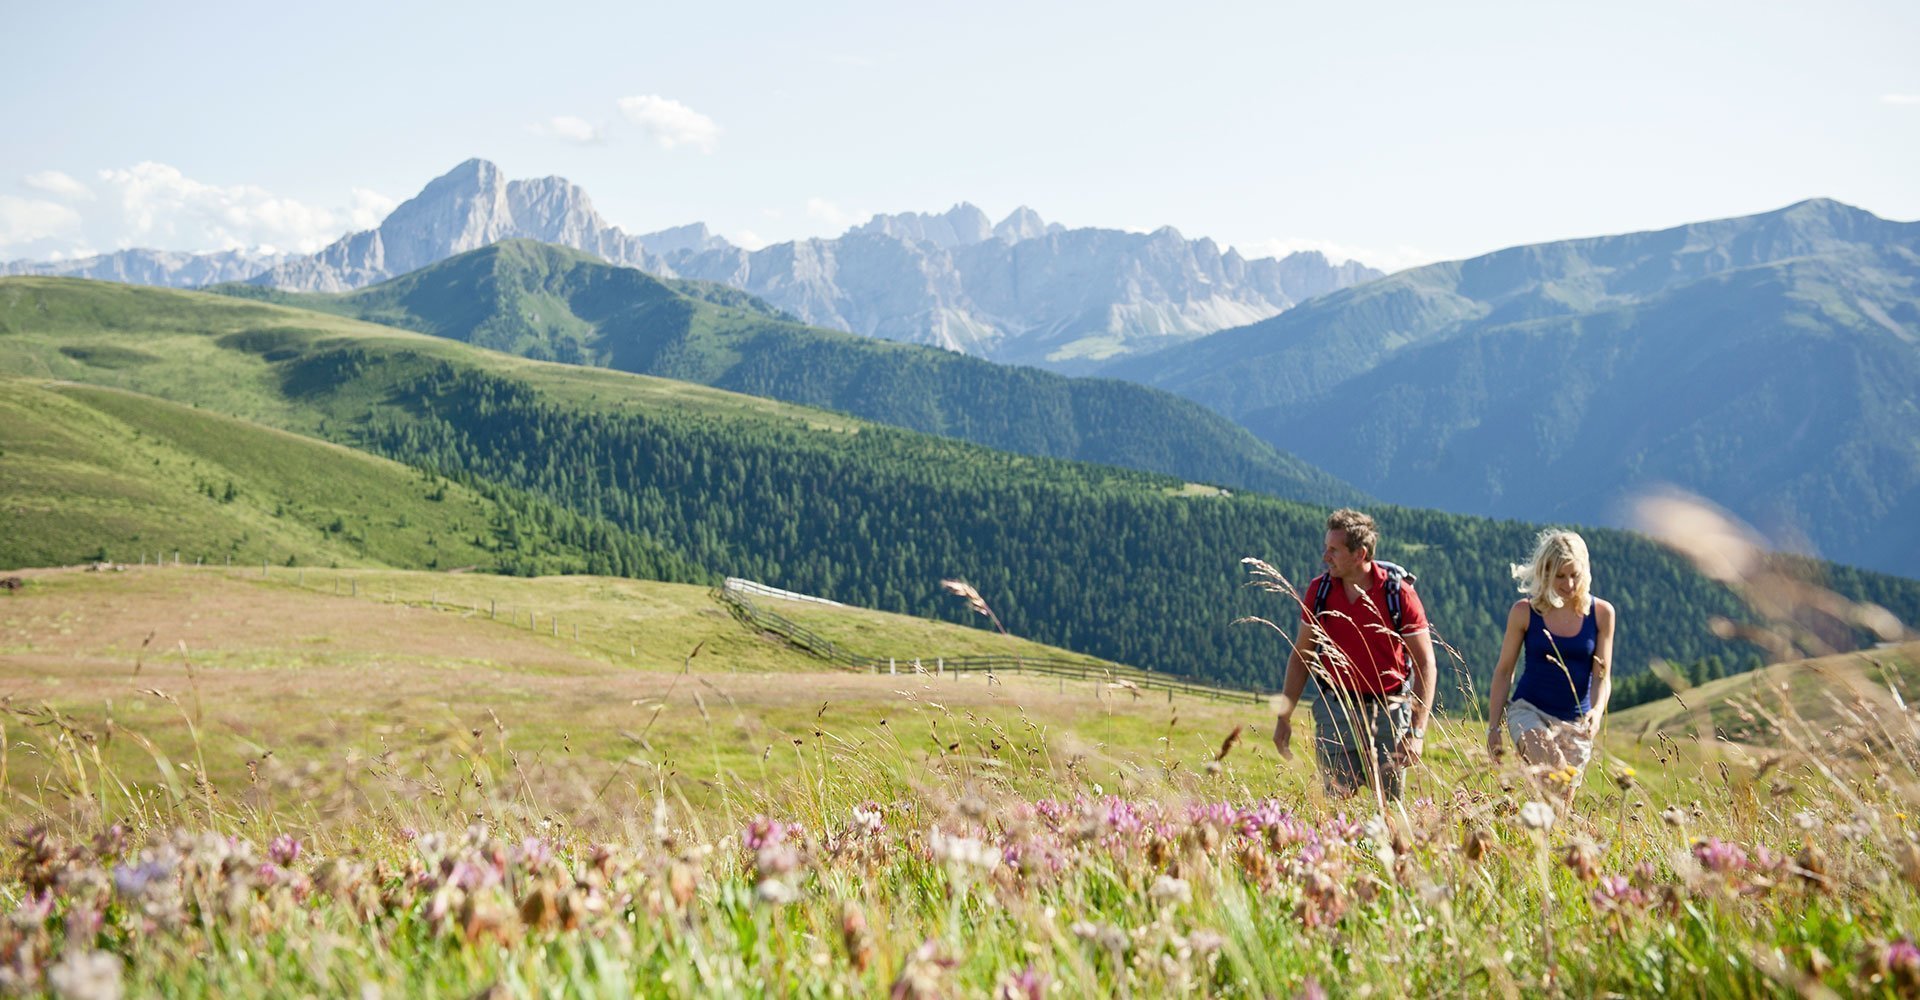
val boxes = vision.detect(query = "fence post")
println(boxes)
[490,599,496,619]
[889,658,896,676]
[262,559,268,577]
[174,551,179,567]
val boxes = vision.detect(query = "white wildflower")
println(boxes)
[1149,874,1192,906]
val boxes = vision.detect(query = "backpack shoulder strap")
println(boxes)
[1310,573,1334,616]
[1375,560,1415,633]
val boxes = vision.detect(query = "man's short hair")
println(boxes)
[1327,508,1378,557]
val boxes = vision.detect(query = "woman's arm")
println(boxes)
[1486,601,1529,758]
[1583,599,1617,733]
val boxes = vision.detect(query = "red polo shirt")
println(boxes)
[1299,563,1429,695]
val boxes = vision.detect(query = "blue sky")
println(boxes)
[3,0,1914,271]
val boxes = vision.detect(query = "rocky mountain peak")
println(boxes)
[852,203,994,248]
[993,206,1054,243]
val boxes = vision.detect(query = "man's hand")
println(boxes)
[1272,713,1294,759]
[1394,731,1425,769]
[1577,711,1601,736]
[1486,727,1504,760]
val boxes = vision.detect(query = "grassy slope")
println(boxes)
[0,376,699,577]
[0,567,1272,807]
[0,277,849,436]
[0,378,510,570]
[1607,640,1920,745]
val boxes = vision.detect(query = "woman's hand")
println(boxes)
[1486,726,1504,760]
[1577,711,1601,736]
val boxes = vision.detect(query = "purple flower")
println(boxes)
[514,837,552,870]
[995,964,1049,1000]
[112,859,172,899]
[744,816,793,851]
[267,834,301,867]
[1693,837,1748,874]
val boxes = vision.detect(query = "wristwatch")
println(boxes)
[1408,724,1426,740]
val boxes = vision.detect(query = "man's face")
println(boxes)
[1323,529,1367,579]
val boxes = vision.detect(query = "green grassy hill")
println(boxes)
[7,276,1918,698]
[1607,640,1920,746]
[0,377,703,580]
[208,240,1361,505]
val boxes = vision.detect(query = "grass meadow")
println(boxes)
[3,553,1919,998]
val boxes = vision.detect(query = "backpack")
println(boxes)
[1311,560,1416,633]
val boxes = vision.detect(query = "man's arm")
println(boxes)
[1396,629,1437,766]
[1272,619,1316,758]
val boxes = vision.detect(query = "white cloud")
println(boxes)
[805,197,865,231]
[24,170,92,200]
[1234,236,1438,274]
[0,196,84,256]
[731,229,768,251]
[2,161,394,260]
[617,94,722,152]
[530,115,606,144]
[1883,94,1920,105]
[347,186,397,229]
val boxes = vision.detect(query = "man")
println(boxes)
[1271,508,1437,802]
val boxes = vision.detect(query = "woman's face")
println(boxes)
[1551,562,1584,602]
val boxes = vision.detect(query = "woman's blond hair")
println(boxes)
[1512,530,1592,613]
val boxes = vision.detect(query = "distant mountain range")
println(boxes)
[3,158,1379,370]
[212,239,1362,506]
[1105,198,1920,575]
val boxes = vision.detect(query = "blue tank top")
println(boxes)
[1510,606,1598,721]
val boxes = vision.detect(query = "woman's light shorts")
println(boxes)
[1504,698,1594,770]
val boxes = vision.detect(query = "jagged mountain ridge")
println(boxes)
[0,247,296,286]
[4,159,1380,369]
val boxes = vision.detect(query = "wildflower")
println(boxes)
[754,879,800,905]
[1463,827,1494,863]
[1613,765,1636,790]
[1876,938,1920,994]
[743,817,788,851]
[929,829,999,876]
[1659,806,1686,827]
[890,939,957,1000]
[995,965,1049,1000]
[852,802,885,836]
[1189,929,1226,958]
[47,949,122,1000]
[112,859,173,900]
[1692,837,1748,875]
[1518,801,1556,832]
[267,834,301,867]
[1591,875,1647,911]
[1562,840,1600,881]
[514,837,552,871]
[1149,874,1192,907]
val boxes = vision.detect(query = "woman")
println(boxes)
[1486,530,1616,800]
